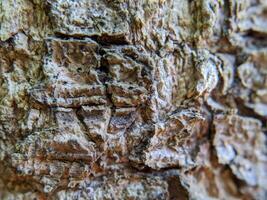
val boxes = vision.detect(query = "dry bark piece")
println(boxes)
[48,0,129,41]
[144,108,209,169]
[213,114,267,189]
[1,0,267,199]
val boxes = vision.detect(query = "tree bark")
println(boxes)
[0,0,267,199]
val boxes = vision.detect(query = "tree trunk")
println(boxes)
[0,0,267,199]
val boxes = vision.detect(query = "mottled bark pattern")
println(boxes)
[0,0,267,199]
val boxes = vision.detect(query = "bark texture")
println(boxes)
[0,0,267,199]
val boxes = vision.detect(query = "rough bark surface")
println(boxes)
[0,0,267,199]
